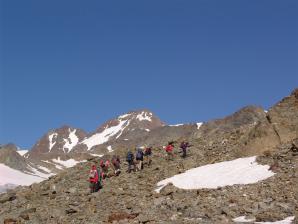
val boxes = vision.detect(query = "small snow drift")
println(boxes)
[168,124,184,127]
[197,122,203,130]
[233,216,295,224]
[17,150,29,156]
[155,156,275,193]
[52,157,86,168]
[107,145,113,152]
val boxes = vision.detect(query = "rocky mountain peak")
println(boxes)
[291,88,298,99]
[0,144,29,172]
[78,110,165,151]
[28,126,87,159]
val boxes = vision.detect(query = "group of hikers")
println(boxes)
[88,140,192,193]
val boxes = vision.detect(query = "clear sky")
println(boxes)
[1,0,297,149]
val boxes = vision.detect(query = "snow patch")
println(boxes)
[197,122,203,130]
[136,111,152,121]
[116,120,130,139]
[17,150,28,156]
[255,216,295,224]
[145,129,150,132]
[155,156,275,193]
[107,145,113,152]
[52,157,86,168]
[169,124,184,127]
[36,166,52,174]
[27,165,54,179]
[233,216,295,224]
[41,160,64,170]
[63,129,79,153]
[118,113,130,119]
[48,133,58,152]
[82,119,128,150]
[89,153,104,157]
[233,216,255,223]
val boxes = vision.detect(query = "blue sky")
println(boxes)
[1,0,297,149]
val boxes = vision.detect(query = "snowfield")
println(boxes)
[155,156,275,193]
[0,164,47,186]
[82,119,128,150]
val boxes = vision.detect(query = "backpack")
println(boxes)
[145,147,152,155]
[127,152,133,162]
[136,149,143,160]
[89,170,96,179]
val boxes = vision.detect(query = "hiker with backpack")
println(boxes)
[112,155,121,176]
[104,160,113,178]
[179,141,192,158]
[89,164,99,193]
[165,142,174,160]
[135,147,144,171]
[144,146,152,166]
[126,150,135,173]
[99,160,107,179]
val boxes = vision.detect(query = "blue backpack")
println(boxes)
[127,152,133,162]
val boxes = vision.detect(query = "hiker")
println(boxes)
[179,141,192,158]
[112,155,121,176]
[96,166,103,191]
[89,164,99,193]
[104,160,113,178]
[126,150,135,173]
[165,142,174,160]
[99,160,107,179]
[116,155,121,164]
[144,146,152,166]
[135,147,144,171]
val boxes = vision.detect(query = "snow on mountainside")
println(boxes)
[78,110,165,151]
[29,126,87,158]
[17,150,28,156]
[155,156,275,193]
[0,164,51,187]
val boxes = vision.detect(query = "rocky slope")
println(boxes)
[0,138,296,223]
[0,89,297,223]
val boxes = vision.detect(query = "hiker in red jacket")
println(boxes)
[165,142,174,160]
[89,165,99,193]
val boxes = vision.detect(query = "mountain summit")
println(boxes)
[75,109,165,152]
